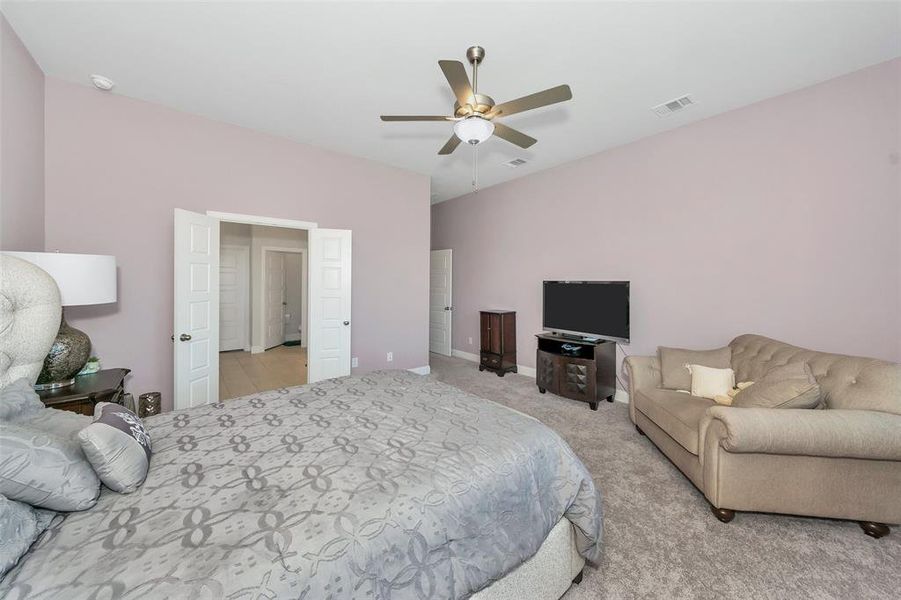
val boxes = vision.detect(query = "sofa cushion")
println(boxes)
[634,389,714,455]
[659,346,732,391]
[730,334,900,415]
[733,362,822,409]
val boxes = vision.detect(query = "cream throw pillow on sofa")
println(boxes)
[687,364,736,400]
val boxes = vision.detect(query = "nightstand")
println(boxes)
[37,368,130,416]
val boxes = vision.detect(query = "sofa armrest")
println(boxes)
[699,407,901,462]
[623,355,661,422]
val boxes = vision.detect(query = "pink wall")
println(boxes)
[432,59,901,385]
[44,78,431,411]
[0,15,44,251]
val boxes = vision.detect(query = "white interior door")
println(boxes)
[219,245,248,352]
[174,209,219,409]
[430,249,453,356]
[264,251,286,349]
[308,229,352,382]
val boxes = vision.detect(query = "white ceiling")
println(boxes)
[3,1,900,203]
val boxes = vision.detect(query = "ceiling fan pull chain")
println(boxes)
[472,145,479,192]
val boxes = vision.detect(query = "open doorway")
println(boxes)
[218,222,308,401]
[174,209,352,410]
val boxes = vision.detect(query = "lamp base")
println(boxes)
[33,378,77,391]
[35,311,91,389]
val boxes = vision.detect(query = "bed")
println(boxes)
[1,370,603,599]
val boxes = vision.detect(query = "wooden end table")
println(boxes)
[37,368,130,416]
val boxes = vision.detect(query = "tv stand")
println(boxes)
[535,332,616,410]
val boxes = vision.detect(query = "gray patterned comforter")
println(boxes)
[2,371,603,599]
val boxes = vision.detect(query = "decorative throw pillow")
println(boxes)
[714,381,754,405]
[0,493,55,577]
[687,365,736,400]
[16,408,91,440]
[732,362,821,409]
[0,378,45,422]
[78,403,152,493]
[659,346,732,391]
[0,424,100,511]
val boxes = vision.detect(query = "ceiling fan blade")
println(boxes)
[438,60,475,107]
[438,134,462,155]
[490,84,572,118]
[493,123,537,149]
[380,115,455,121]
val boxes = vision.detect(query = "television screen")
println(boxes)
[543,281,630,342]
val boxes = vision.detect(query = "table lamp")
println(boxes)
[3,251,117,390]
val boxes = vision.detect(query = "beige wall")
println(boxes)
[433,59,901,377]
[44,77,430,410]
[0,16,44,251]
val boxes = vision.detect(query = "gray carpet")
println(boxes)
[427,353,901,599]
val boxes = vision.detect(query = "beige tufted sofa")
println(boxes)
[625,334,901,537]
[0,255,62,388]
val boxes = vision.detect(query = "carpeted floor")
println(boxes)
[427,353,901,599]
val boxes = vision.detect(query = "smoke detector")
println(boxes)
[652,94,695,117]
[90,74,115,91]
[503,158,528,168]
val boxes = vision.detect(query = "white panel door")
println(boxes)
[174,209,219,409]
[219,245,248,352]
[308,229,351,382]
[429,249,453,356]
[264,251,286,350]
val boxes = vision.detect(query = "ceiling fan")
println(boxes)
[381,46,573,155]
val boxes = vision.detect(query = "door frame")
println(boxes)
[219,243,251,352]
[176,211,325,408]
[261,246,307,350]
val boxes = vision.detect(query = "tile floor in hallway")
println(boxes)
[219,345,307,400]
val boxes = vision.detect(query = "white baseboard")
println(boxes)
[450,348,628,402]
[250,345,264,354]
[451,349,480,362]
[408,365,431,376]
[285,333,301,342]
[451,349,536,378]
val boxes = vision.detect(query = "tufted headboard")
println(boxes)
[730,334,900,415]
[0,255,62,389]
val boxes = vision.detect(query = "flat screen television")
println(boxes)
[543,281,630,343]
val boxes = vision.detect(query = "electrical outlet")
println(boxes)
[386,352,393,362]
[352,357,359,368]
[468,337,473,345]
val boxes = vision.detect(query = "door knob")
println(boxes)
[179,334,192,341]
[343,321,350,326]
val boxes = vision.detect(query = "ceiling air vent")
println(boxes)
[503,158,528,168]
[652,94,695,117]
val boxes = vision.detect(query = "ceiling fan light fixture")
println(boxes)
[453,116,494,145]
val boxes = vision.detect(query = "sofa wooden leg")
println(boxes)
[635,425,645,436]
[572,570,583,585]
[859,522,890,539]
[711,506,735,523]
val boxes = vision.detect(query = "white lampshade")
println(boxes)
[454,116,494,145]
[3,252,117,306]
